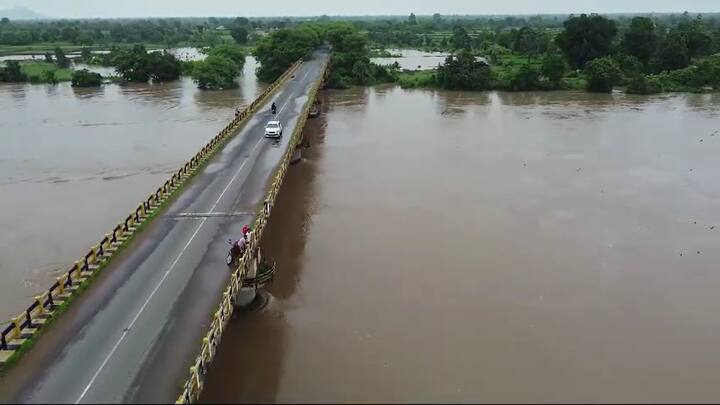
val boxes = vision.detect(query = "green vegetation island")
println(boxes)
[1,12,719,94]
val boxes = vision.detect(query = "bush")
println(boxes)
[507,62,542,91]
[147,51,182,82]
[397,70,437,88]
[206,44,246,68]
[626,75,663,94]
[113,45,182,83]
[541,51,567,88]
[191,55,239,89]
[437,50,492,90]
[584,56,621,92]
[71,69,103,87]
[0,60,27,82]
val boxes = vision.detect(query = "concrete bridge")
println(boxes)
[0,51,330,403]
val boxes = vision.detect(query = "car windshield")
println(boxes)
[267,122,279,128]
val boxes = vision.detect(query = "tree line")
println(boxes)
[390,12,720,93]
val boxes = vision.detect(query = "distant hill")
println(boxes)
[0,6,46,20]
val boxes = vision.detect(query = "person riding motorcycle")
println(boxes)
[227,224,253,267]
[271,102,277,114]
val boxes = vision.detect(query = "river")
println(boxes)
[0,56,265,322]
[372,48,448,70]
[3,51,720,401]
[199,87,720,402]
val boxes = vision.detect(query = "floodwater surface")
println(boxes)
[201,87,720,403]
[0,56,264,321]
[372,48,448,70]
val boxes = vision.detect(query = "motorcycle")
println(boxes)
[226,239,244,267]
[271,103,277,115]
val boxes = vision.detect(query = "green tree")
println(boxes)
[512,27,546,57]
[0,60,27,82]
[436,49,491,90]
[54,47,70,68]
[207,44,246,67]
[114,45,152,82]
[451,26,471,50]
[147,51,182,82]
[621,17,658,66]
[658,32,690,71]
[351,59,372,84]
[80,48,92,62]
[691,55,720,89]
[191,55,239,89]
[230,25,248,44]
[508,62,541,90]
[44,52,53,63]
[43,70,58,84]
[71,69,103,87]
[614,54,643,83]
[584,56,621,92]
[409,13,418,26]
[556,14,618,68]
[626,74,663,94]
[253,26,320,82]
[541,51,567,87]
[233,17,249,27]
[678,15,713,58]
[0,17,9,25]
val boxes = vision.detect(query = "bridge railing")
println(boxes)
[0,59,304,368]
[175,55,331,404]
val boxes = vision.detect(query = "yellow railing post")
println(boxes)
[56,276,65,295]
[11,316,23,339]
[35,295,45,316]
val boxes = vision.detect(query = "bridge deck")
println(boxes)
[0,52,329,404]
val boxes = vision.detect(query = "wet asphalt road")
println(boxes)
[0,52,329,404]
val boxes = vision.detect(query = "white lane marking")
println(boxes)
[301,69,311,83]
[75,136,266,404]
[174,212,253,218]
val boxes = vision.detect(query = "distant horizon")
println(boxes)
[3,10,720,21]
[0,0,719,19]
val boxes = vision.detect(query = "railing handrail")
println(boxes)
[175,54,331,404]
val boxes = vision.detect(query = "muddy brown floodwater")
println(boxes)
[201,87,720,403]
[0,56,264,322]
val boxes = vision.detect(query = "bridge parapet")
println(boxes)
[175,56,330,404]
[0,59,304,370]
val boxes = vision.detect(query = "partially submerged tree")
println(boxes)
[437,49,492,90]
[191,55,239,89]
[71,69,103,87]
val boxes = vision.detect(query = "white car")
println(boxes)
[264,121,283,138]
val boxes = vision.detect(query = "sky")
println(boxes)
[0,0,718,19]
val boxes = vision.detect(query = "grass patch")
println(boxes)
[20,62,74,83]
[397,69,437,88]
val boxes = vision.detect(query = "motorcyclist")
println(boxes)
[271,102,277,114]
[235,237,246,255]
